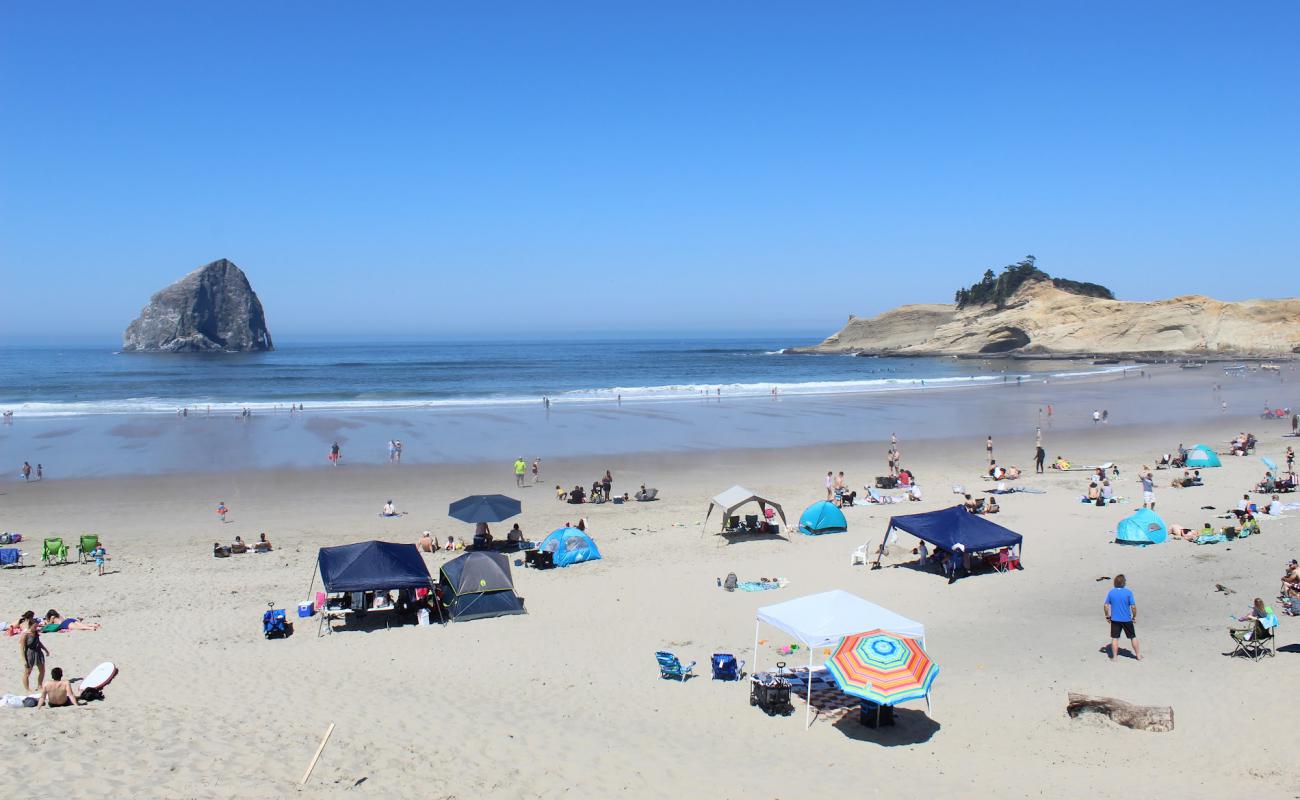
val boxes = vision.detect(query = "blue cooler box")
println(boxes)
[297,601,315,618]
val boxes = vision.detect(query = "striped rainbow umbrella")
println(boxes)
[824,630,938,706]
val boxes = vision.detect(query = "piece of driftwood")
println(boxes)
[1067,693,1173,732]
[300,722,336,785]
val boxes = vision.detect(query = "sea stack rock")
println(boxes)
[122,259,273,352]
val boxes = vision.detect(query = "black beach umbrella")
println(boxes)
[448,494,522,524]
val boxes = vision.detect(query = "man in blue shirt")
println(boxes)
[1104,574,1141,660]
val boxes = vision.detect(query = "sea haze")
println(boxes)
[0,338,1119,416]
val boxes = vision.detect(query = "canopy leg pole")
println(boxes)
[305,562,318,601]
[752,621,760,679]
[805,646,814,729]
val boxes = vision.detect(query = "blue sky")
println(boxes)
[2,2,1297,342]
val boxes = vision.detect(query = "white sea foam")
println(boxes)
[2,364,1135,418]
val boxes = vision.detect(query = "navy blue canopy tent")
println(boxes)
[886,506,1023,555]
[316,540,433,593]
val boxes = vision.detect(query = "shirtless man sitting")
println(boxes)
[37,667,80,709]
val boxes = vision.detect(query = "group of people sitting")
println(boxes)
[213,533,272,557]
[1170,470,1204,488]
[1081,480,1118,505]
[558,480,656,505]
[1228,432,1258,456]
[962,494,1000,514]
[1254,471,1298,494]
[1168,515,1261,543]
[987,462,1021,480]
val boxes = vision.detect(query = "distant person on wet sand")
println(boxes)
[532,458,541,482]
[216,502,228,523]
[21,461,32,481]
[329,442,341,466]
[986,436,994,464]
[514,458,527,487]
[1034,445,1046,473]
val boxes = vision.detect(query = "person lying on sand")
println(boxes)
[41,610,98,632]
[37,667,80,708]
[1168,524,1200,542]
[1052,457,1070,470]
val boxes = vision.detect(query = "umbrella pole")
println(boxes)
[805,646,814,729]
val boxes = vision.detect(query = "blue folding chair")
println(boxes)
[656,651,695,682]
[711,653,745,681]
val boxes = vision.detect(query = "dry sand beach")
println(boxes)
[2,383,1299,799]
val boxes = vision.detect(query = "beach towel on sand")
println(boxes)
[737,579,788,592]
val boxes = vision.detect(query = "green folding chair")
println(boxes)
[78,534,100,563]
[42,537,68,565]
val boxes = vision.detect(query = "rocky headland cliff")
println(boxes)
[122,259,273,352]
[796,262,1299,359]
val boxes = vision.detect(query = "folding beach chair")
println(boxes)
[744,514,759,531]
[77,534,99,563]
[1229,618,1277,661]
[711,653,745,681]
[726,516,741,532]
[42,537,68,566]
[656,651,695,682]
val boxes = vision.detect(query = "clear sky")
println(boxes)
[2,2,1297,342]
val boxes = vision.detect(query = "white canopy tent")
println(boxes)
[754,589,927,727]
[703,485,787,532]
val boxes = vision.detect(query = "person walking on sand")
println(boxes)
[21,461,31,481]
[1092,410,1101,425]
[1104,574,1141,661]
[388,440,398,463]
[514,457,527,487]
[35,464,42,480]
[21,618,49,692]
[1034,445,1046,474]
[1102,409,1109,424]
[1287,446,1295,473]
[1141,471,1155,509]
[92,542,107,576]
[986,436,994,465]
[216,501,228,523]
[825,471,834,501]
[329,441,341,466]
[394,440,402,462]
[532,458,541,483]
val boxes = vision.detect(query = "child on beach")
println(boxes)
[216,502,228,523]
[92,543,106,576]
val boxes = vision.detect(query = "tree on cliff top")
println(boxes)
[953,256,1114,308]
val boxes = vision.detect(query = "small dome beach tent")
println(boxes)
[798,501,847,535]
[538,527,602,567]
[1115,508,1168,546]
[753,590,927,728]
[1185,445,1222,468]
[704,486,787,534]
[439,551,526,621]
[884,506,1023,575]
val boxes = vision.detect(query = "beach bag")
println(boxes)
[1095,496,1105,507]
[723,573,738,592]
[876,476,897,489]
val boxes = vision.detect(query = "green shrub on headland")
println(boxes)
[953,255,1114,309]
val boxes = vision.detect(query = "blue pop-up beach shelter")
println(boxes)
[1115,508,1168,546]
[798,501,848,535]
[538,527,602,567]
[1184,445,1222,468]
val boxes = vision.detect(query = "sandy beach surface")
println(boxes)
[2,397,1299,798]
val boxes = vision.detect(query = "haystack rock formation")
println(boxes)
[122,259,273,352]
[796,278,1300,358]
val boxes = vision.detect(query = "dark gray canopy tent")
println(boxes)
[309,540,435,634]
[439,551,526,622]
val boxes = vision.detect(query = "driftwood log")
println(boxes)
[1067,693,1174,732]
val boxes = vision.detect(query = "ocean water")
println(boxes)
[0,338,1120,417]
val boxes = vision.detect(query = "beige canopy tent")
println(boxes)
[703,485,787,532]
